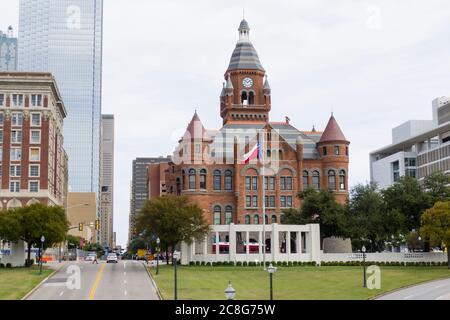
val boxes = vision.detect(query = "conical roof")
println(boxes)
[185,111,206,139]
[319,114,348,143]
[227,19,265,72]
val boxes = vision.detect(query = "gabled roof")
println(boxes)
[319,114,348,143]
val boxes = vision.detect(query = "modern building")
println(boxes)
[18,0,103,194]
[67,192,98,244]
[0,26,17,71]
[370,96,450,189]
[128,157,171,242]
[100,114,114,248]
[161,19,350,227]
[147,162,170,199]
[0,72,68,209]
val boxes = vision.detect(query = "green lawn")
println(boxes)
[149,265,450,300]
[0,266,53,300]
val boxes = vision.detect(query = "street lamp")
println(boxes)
[173,250,181,300]
[225,281,236,300]
[362,245,367,288]
[40,236,45,275]
[156,237,161,275]
[267,263,277,300]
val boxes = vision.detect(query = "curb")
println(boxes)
[21,263,66,300]
[370,276,450,300]
[142,262,163,300]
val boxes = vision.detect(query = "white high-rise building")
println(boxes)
[18,0,103,194]
[370,96,450,189]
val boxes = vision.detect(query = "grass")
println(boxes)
[149,265,450,300]
[0,266,53,300]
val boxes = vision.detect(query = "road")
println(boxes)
[26,260,160,300]
[377,278,450,300]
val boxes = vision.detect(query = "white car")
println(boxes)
[106,253,118,263]
[86,253,96,262]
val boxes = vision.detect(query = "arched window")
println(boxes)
[188,169,196,190]
[241,91,248,105]
[181,170,186,190]
[303,171,309,189]
[328,170,336,191]
[248,91,255,105]
[225,206,233,225]
[279,150,283,160]
[253,214,260,225]
[213,206,221,225]
[200,169,207,189]
[272,215,277,224]
[176,177,181,195]
[213,170,221,190]
[312,171,320,190]
[245,215,251,225]
[340,170,346,190]
[225,170,233,190]
[265,214,269,224]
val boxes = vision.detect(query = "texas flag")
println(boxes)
[243,142,261,164]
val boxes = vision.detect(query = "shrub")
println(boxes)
[282,261,287,267]
[243,261,248,267]
[236,261,242,267]
[200,261,206,266]
[276,261,282,267]
[0,263,5,268]
[6,263,12,268]
[189,261,195,266]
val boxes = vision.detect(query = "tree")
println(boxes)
[136,195,210,264]
[283,188,349,240]
[348,183,405,252]
[66,235,82,249]
[84,242,105,258]
[381,175,430,231]
[420,201,450,269]
[0,204,68,266]
[423,172,450,204]
[127,236,150,255]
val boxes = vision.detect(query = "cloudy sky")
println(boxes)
[2,0,450,247]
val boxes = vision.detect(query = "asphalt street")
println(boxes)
[26,260,159,300]
[377,277,450,300]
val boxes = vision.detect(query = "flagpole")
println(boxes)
[261,129,266,270]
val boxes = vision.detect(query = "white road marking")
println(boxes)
[436,293,450,300]
[435,284,447,289]
[59,291,64,297]
[124,280,127,284]
[403,294,415,300]
[124,272,126,276]
[124,290,128,296]
[43,283,65,287]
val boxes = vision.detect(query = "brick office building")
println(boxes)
[162,20,350,226]
[0,72,68,209]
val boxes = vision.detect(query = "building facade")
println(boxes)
[100,114,114,248]
[370,96,450,189]
[0,27,17,71]
[0,72,68,209]
[128,157,171,242]
[162,20,350,226]
[67,192,97,244]
[18,0,103,193]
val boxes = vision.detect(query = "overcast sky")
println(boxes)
[2,0,450,248]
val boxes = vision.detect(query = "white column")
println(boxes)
[203,235,208,262]
[259,230,263,263]
[229,224,236,263]
[246,231,250,262]
[273,225,279,262]
[310,224,321,264]
[215,231,220,261]
[287,232,291,261]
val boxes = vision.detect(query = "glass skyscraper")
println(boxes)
[18,0,103,193]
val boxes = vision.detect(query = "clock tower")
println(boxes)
[220,19,272,125]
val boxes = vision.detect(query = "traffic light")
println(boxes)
[95,219,100,231]
[78,223,83,232]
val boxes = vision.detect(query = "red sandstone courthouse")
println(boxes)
[148,20,350,226]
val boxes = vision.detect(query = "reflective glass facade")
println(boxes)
[18,0,103,193]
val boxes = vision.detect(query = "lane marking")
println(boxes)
[403,294,415,300]
[59,291,64,297]
[124,290,127,296]
[435,284,446,289]
[124,280,127,285]
[88,263,106,300]
[436,293,450,300]
[124,272,126,276]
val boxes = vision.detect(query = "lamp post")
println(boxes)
[362,245,367,288]
[173,250,181,300]
[225,281,236,300]
[267,263,277,300]
[40,236,45,275]
[156,237,160,275]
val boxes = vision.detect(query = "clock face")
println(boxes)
[242,77,254,88]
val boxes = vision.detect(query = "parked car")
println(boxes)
[86,253,97,261]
